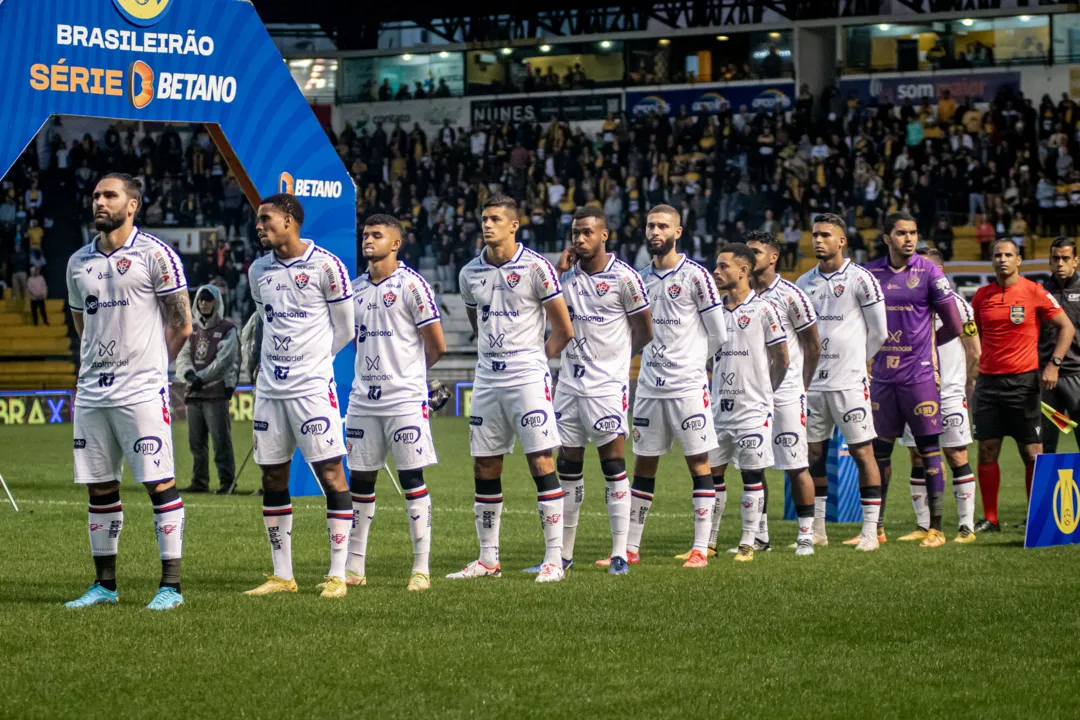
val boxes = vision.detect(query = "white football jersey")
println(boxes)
[349,262,440,416]
[248,240,352,400]
[711,292,786,429]
[459,243,562,388]
[939,293,975,402]
[760,275,817,406]
[637,255,725,399]
[796,259,884,392]
[66,227,187,407]
[559,255,650,398]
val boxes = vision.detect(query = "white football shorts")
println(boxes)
[631,391,718,457]
[554,387,628,449]
[345,404,437,472]
[806,385,876,446]
[253,389,345,465]
[771,396,809,471]
[73,395,176,484]
[708,421,775,471]
[469,374,560,457]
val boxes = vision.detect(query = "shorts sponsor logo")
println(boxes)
[1010,305,1025,324]
[521,410,548,428]
[301,417,331,435]
[469,416,484,426]
[632,417,650,427]
[74,439,87,449]
[943,413,964,428]
[133,435,162,455]
[842,408,867,424]
[737,433,764,450]
[346,428,365,438]
[253,420,268,431]
[681,413,706,431]
[593,415,623,433]
[774,432,799,448]
[914,401,939,417]
[393,426,421,444]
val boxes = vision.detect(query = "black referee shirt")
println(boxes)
[1039,273,1080,374]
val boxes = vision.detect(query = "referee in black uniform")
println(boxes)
[1040,236,1080,452]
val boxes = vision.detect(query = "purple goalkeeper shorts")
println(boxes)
[870,378,942,440]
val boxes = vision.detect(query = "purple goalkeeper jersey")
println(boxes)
[866,253,960,384]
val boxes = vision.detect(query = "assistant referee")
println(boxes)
[971,239,1074,533]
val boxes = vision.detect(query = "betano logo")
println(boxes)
[278,172,344,199]
[129,60,154,108]
[1053,469,1080,534]
[112,0,174,27]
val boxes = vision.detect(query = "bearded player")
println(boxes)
[625,205,727,568]
[449,195,574,583]
[522,206,652,576]
[244,194,356,599]
[864,212,963,548]
[65,173,192,611]
[343,215,446,592]
[796,213,887,551]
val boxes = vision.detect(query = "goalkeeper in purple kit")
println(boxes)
[865,212,963,547]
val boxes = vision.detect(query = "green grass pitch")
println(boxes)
[1,418,1078,718]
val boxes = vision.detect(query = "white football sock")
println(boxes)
[347,490,375,577]
[88,496,123,558]
[692,488,715,551]
[709,481,727,548]
[326,492,352,581]
[405,486,432,575]
[953,473,976,529]
[538,488,564,566]
[813,493,828,538]
[604,472,630,560]
[151,492,185,561]
[560,477,584,562]
[627,488,654,554]
[910,479,930,531]
[740,485,765,547]
[475,492,503,567]
[796,511,814,546]
[262,500,294,581]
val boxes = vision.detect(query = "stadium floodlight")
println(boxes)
[540,44,551,52]
[769,31,781,39]
[500,47,513,55]
[961,18,974,26]
[658,38,670,45]
[716,35,729,41]
[439,51,450,58]
[600,40,612,49]
[1020,15,1031,22]
[0,473,17,512]
[878,24,891,31]
[402,53,413,61]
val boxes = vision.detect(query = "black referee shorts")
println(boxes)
[972,371,1041,444]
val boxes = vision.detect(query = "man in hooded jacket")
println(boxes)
[176,285,240,494]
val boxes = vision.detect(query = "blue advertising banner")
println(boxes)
[0,0,356,496]
[626,81,795,118]
[1025,453,1080,548]
[784,428,862,523]
[839,71,1020,106]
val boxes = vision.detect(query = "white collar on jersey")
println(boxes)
[366,261,405,286]
[272,239,316,268]
[817,258,851,280]
[723,289,758,311]
[92,226,138,257]
[578,254,617,277]
[649,253,686,279]
[479,243,525,267]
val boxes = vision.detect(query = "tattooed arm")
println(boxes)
[158,290,193,363]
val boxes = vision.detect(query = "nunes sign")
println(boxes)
[1026,453,1080,548]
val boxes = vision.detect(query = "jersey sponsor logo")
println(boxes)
[470,416,484,426]
[681,413,706,431]
[83,294,130,315]
[667,283,682,299]
[737,433,764,450]
[593,415,623,433]
[943,413,964,428]
[568,306,606,323]
[933,277,950,293]
[253,421,269,431]
[74,439,87,449]
[842,408,867,424]
[383,291,397,307]
[832,283,845,297]
[491,360,508,372]
[652,316,682,325]
[720,372,735,386]
[633,417,650,427]
[367,386,382,400]
[774,432,799,448]
[488,333,505,348]
[737,315,751,330]
[263,304,308,324]
[273,336,292,351]
[1010,305,1025,324]
[294,273,310,290]
[133,436,162,455]
[274,365,290,380]
[393,426,422,444]
[115,257,131,275]
[521,410,548,428]
[301,417,331,435]
[913,401,939,417]
[530,263,552,290]
[356,325,392,343]
[818,314,844,321]
[595,281,610,296]
[720,399,734,412]
[480,305,519,322]
[505,272,521,288]
[366,356,381,371]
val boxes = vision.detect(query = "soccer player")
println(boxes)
[521,207,652,577]
[625,204,727,568]
[65,173,192,611]
[971,239,1074,532]
[744,230,822,555]
[898,248,981,543]
[448,195,574,583]
[1039,237,1080,453]
[706,243,789,562]
[864,212,963,548]
[244,194,356,598]
[344,215,446,592]
[796,213,887,551]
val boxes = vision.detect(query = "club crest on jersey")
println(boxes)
[294,273,310,290]
[1010,305,1025,324]
[595,281,610,296]
[195,338,210,360]
[667,284,682,300]
[832,283,845,297]
[906,274,920,289]
[382,291,397,307]
[115,258,131,275]
[737,315,751,330]
[505,272,521,288]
